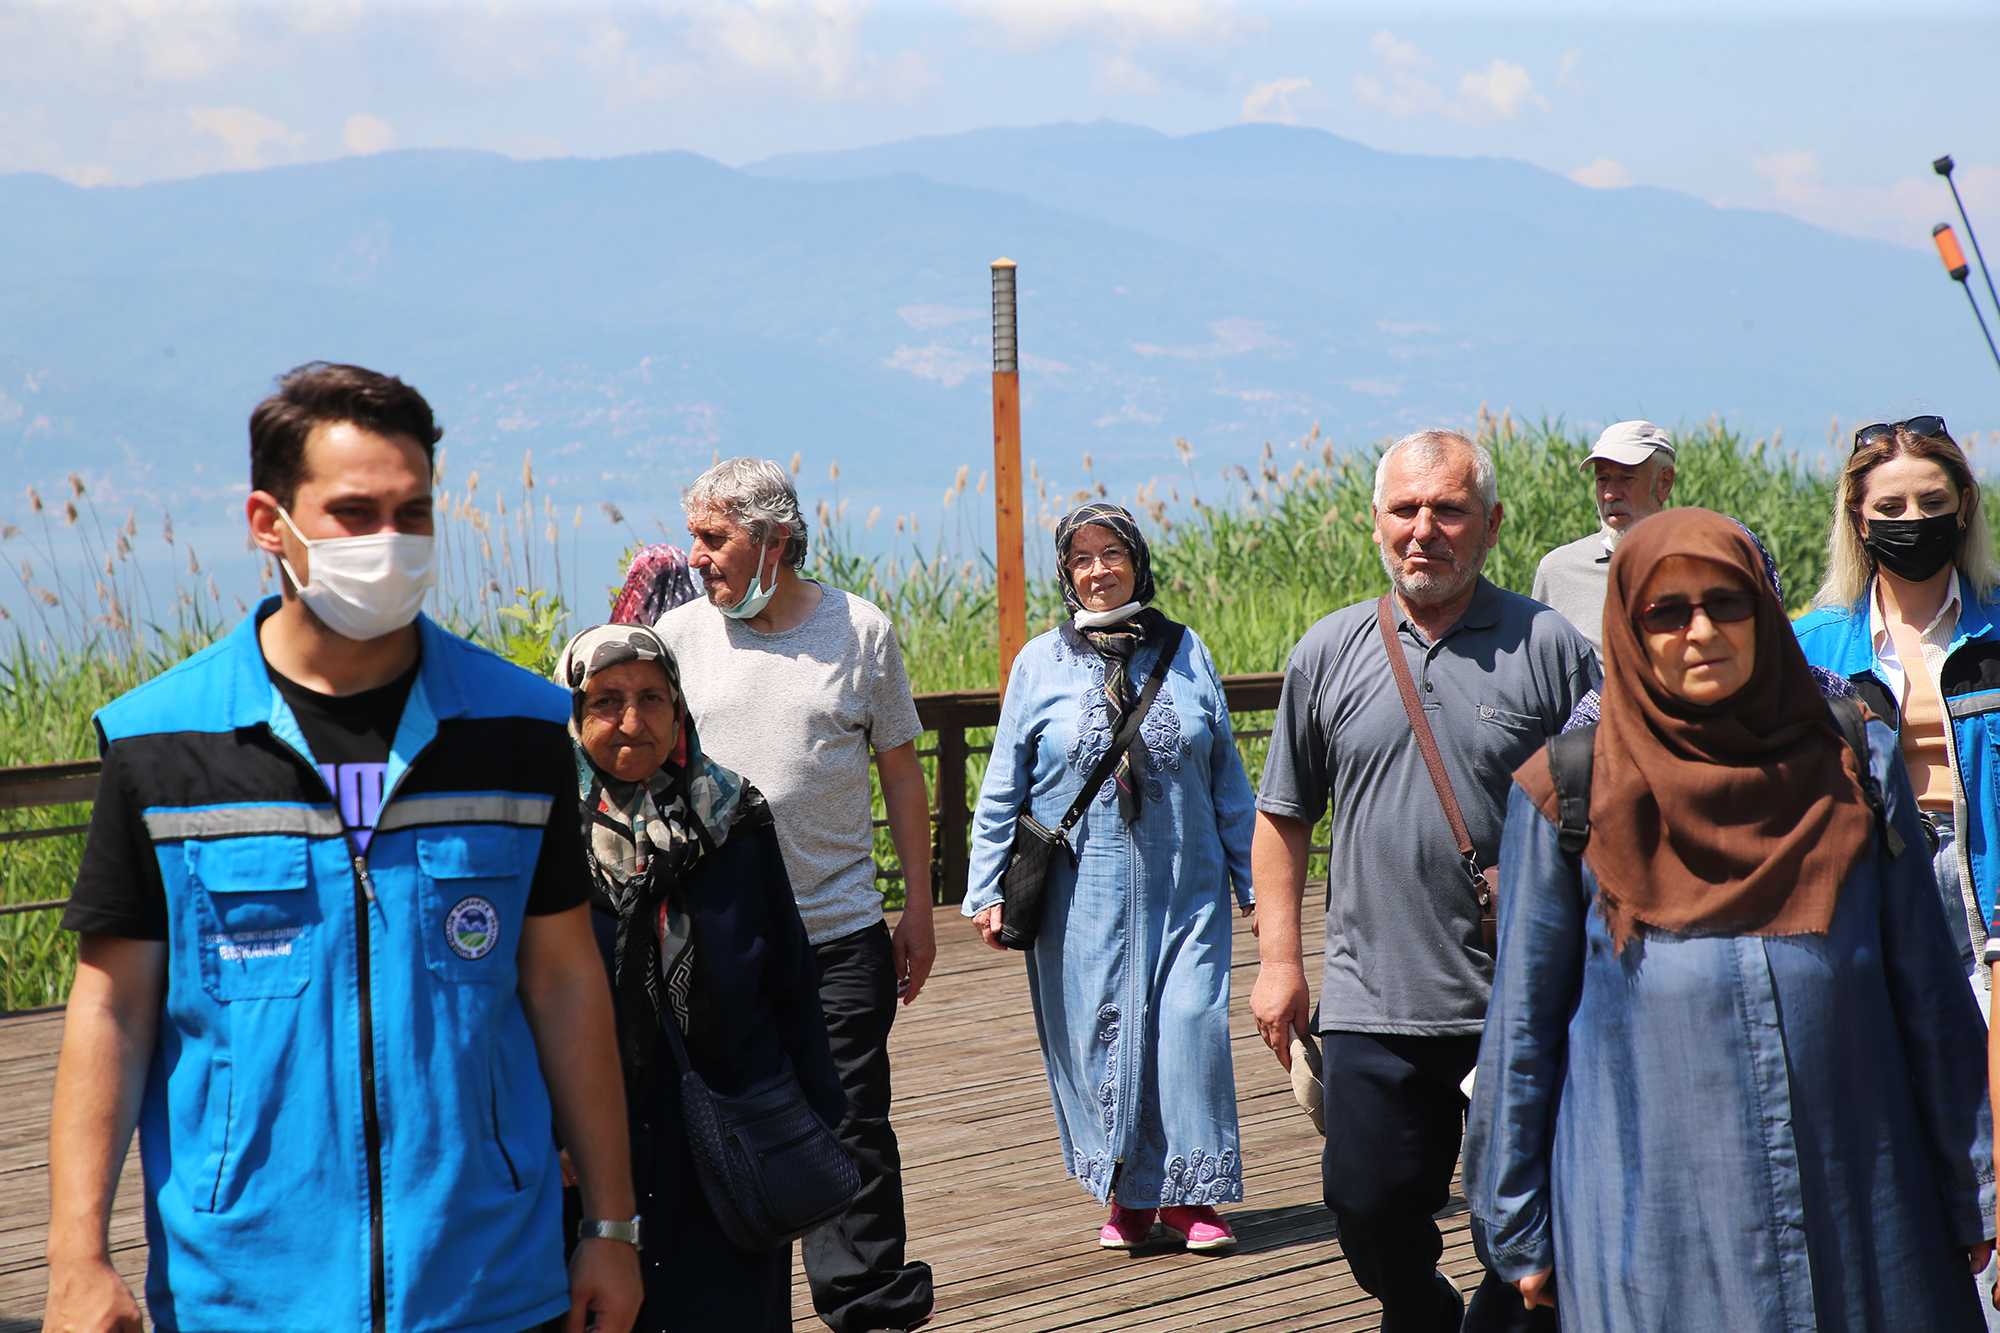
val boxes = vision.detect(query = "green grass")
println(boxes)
[1,415,1841,1007]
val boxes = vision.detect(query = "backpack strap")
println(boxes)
[1546,724,1596,858]
[1829,698,1906,860]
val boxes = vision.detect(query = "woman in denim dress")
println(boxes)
[963,503,1258,1253]
[1466,509,1993,1332]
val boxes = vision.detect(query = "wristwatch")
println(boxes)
[577,1215,643,1249]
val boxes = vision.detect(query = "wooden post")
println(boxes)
[932,720,971,905]
[990,258,1026,695]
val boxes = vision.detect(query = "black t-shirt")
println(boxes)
[66,660,588,940]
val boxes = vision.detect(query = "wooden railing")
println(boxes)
[0,673,1290,916]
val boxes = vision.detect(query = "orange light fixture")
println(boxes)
[1935,223,1972,282]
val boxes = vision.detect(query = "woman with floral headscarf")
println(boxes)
[963,503,1258,1252]
[554,623,847,1332]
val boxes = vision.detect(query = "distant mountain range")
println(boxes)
[0,120,1985,533]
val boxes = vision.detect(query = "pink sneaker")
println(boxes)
[1159,1205,1237,1253]
[1098,1202,1157,1249]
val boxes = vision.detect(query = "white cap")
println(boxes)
[1583,420,1675,469]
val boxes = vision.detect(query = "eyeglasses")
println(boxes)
[1853,416,1948,451]
[1636,591,1758,635]
[1066,547,1130,575]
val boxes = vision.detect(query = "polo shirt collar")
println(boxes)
[1392,575,1503,643]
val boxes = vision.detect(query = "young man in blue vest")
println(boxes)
[43,363,642,1333]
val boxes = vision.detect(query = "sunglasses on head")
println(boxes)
[1853,416,1948,451]
[1636,591,1759,636]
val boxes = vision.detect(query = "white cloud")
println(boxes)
[1734,151,2000,249]
[966,0,1248,54]
[343,114,396,156]
[1354,36,1546,124]
[1571,157,1633,189]
[1090,54,1160,97]
[580,2,937,107]
[884,344,982,388]
[1459,59,1544,119]
[898,305,983,331]
[1554,48,1588,92]
[1241,77,1310,125]
[185,105,305,169]
[1132,317,1277,359]
[1369,31,1429,71]
[58,163,115,186]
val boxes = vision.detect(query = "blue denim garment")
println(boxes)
[965,623,1256,1206]
[1465,720,1994,1333]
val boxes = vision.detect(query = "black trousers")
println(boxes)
[802,921,934,1333]
[1320,1031,1557,1333]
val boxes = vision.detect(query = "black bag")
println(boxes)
[996,622,1186,951]
[660,1013,860,1253]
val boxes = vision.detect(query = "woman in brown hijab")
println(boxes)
[1463,507,1993,1333]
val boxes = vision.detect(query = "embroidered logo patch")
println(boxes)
[446,896,498,961]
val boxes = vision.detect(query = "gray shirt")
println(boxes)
[1257,578,1598,1035]
[657,584,924,945]
[1530,531,1612,650]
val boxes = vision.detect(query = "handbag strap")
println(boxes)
[1057,621,1187,835]
[1375,594,1481,881]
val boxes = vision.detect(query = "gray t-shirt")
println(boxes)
[1530,531,1612,650]
[1257,578,1598,1036]
[658,584,924,945]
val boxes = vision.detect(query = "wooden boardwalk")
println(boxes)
[1,909,1486,1330]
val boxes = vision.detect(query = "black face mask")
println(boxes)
[1862,511,1962,583]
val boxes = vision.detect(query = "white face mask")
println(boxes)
[719,541,778,621]
[277,508,437,642]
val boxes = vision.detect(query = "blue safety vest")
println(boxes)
[95,600,575,1333]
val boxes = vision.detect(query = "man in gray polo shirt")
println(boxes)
[1529,420,1676,649]
[1251,428,1596,1333]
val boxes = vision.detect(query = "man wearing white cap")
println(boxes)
[1530,420,1676,649]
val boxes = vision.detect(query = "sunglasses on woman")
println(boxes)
[1853,416,1948,451]
[1635,591,1759,635]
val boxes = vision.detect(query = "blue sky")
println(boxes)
[2,0,1995,251]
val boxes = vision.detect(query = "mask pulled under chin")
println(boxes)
[719,541,778,620]
[278,509,437,641]
[1074,601,1143,629]
[1863,512,1962,584]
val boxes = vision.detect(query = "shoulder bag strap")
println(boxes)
[1056,622,1188,836]
[1546,725,1597,858]
[1375,594,1482,884]
[1830,697,1906,859]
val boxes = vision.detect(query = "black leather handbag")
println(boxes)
[660,1013,860,1253]
[995,622,1186,951]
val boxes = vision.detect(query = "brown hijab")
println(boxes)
[1516,507,1874,949]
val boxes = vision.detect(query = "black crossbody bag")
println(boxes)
[996,622,1186,951]
[659,1010,860,1253]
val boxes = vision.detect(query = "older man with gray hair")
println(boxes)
[1251,429,1595,1332]
[657,457,935,1333]
[1530,419,1677,649]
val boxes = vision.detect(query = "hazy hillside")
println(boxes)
[0,121,1982,533]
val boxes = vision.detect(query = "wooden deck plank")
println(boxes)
[2,904,1479,1330]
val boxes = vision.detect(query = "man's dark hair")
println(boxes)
[249,362,444,507]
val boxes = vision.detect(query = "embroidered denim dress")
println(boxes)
[964,623,1256,1206]
[1465,722,1995,1332]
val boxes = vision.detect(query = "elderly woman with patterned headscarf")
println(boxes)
[963,503,1258,1253]
[1464,509,1992,1332]
[553,624,846,1333]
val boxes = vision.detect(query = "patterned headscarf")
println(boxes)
[1054,501,1157,613]
[1055,503,1167,822]
[555,623,771,1072]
